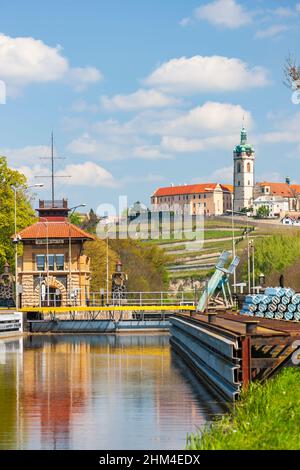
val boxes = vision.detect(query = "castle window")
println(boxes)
[248,180,250,186]
[237,162,241,173]
[247,162,251,172]
[238,181,240,186]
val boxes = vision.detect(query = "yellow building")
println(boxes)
[15,199,94,308]
[151,183,233,216]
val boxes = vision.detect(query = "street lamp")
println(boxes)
[12,183,44,310]
[101,219,114,305]
[68,204,85,305]
[69,203,86,215]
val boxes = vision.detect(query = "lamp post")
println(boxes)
[12,183,44,309]
[68,204,86,305]
[103,220,114,305]
[37,216,50,306]
[69,203,86,215]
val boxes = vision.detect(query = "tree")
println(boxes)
[284,55,300,90]
[256,205,270,219]
[0,156,36,271]
[81,208,100,234]
[84,237,169,293]
[69,212,82,226]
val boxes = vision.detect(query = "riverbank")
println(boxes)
[186,368,300,450]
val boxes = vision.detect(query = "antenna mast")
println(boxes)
[35,132,71,205]
[51,131,55,205]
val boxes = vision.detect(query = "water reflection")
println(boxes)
[0,334,226,450]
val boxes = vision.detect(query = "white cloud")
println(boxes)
[13,160,117,188]
[122,173,166,184]
[194,0,252,29]
[144,55,269,93]
[67,132,172,161]
[66,67,103,91]
[255,24,289,39]
[273,7,296,18]
[161,102,253,137]
[71,99,98,113]
[258,112,300,144]
[63,161,117,187]
[0,33,102,95]
[132,145,173,160]
[179,17,192,27]
[191,166,233,184]
[257,171,283,182]
[67,101,252,160]
[161,134,237,153]
[100,88,179,111]
[0,145,54,166]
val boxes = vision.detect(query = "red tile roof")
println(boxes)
[15,221,95,240]
[152,183,232,197]
[220,184,233,193]
[258,182,300,198]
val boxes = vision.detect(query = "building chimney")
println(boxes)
[286,176,291,185]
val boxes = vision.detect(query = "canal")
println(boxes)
[0,333,226,450]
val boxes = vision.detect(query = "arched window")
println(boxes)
[247,162,251,173]
[237,162,241,173]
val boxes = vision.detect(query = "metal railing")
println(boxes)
[33,289,201,308]
[89,290,199,307]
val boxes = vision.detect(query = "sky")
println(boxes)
[0,0,300,213]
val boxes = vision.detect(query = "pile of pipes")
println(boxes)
[241,287,300,321]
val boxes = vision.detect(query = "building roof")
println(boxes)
[220,184,233,193]
[281,212,300,221]
[152,183,232,198]
[15,221,95,241]
[257,182,300,197]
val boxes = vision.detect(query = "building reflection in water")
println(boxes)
[0,334,227,450]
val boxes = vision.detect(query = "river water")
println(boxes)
[0,334,226,450]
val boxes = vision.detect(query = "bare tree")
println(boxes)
[284,55,300,90]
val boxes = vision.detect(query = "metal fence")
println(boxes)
[89,290,199,307]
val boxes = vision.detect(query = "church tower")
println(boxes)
[233,126,255,213]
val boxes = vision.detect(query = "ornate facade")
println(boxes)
[15,199,94,308]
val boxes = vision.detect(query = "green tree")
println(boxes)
[256,205,270,219]
[84,237,169,293]
[68,212,82,226]
[81,208,100,234]
[0,156,36,271]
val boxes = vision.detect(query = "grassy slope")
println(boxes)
[187,368,300,450]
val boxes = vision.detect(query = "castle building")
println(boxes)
[233,126,255,213]
[15,199,94,308]
[254,181,300,213]
[151,183,233,216]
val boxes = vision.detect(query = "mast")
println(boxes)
[51,131,55,206]
[35,133,70,196]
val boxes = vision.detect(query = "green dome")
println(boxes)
[235,144,254,153]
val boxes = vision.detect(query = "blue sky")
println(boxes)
[0,0,300,211]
